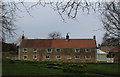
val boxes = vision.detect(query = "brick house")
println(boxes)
[109,45,120,63]
[18,34,97,62]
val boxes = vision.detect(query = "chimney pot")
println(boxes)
[98,44,101,48]
[66,33,69,40]
[22,34,24,39]
[93,35,96,40]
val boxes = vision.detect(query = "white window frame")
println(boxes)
[56,48,61,52]
[45,55,50,59]
[33,48,37,52]
[67,56,71,59]
[23,55,28,60]
[85,48,90,52]
[75,55,80,59]
[23,48,27,52]
[85,56,91,60]
[47,49,52,53]
[75,48,80,52]
[56,55,61,59]
[33,55,37,59]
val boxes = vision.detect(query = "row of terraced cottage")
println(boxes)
[19,34,98,62]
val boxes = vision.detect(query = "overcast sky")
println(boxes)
[8,2,106,44]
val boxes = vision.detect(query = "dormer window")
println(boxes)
[33,48,37,52]
[75,48,80,52]
[47,49,52,53]
[56,48,60,52]
[23,48,27,52]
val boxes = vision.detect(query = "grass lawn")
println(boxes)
[0,62,2,76]
[87,63,119,75]
[2,59,120,77]
[3,62,71,75]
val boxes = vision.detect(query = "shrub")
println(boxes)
[9,60,15,64]
[63,68,82,73]
[47,62,63,66]
[62,64,86,74]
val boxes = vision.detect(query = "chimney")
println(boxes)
[93,35,97,48]
[22,34,24,39]
[93,35,96,40]
[98,44,101,48]
[98,44,101,47]
[66,33,69,40]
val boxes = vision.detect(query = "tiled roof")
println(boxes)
[19,39,96,48]
[110,45,120,52]
[100,46,110,52]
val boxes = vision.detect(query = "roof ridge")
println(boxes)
[23,39,94,40]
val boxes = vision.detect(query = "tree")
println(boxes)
[100,2,120,45]
[29,0,95,21]
[0,2,17,42]
[0,1,32,42]
[52,1,120,40]
[0,0,99,41]
[101,33,118,46]
[48,32,63,39]
[101,2,120,38]
[1,0,119,42]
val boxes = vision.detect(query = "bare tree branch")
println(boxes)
[48,32,63,39]
[101,2,120,38]
[1,0,119,43]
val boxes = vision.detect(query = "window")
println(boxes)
[23,55,28,60]
[107,55,110,58]
[67,56,71,59]
[56,55,61,59]
[47,49,52,53]
[75,48,80,52]
[85,48,90,52]
[33,55,37,59]
[23,48,27,52]
[56,48,60,52]
[75,56,80,59]
[33,48,37,52]
[85,56,91,60]
[46,56,50,59]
